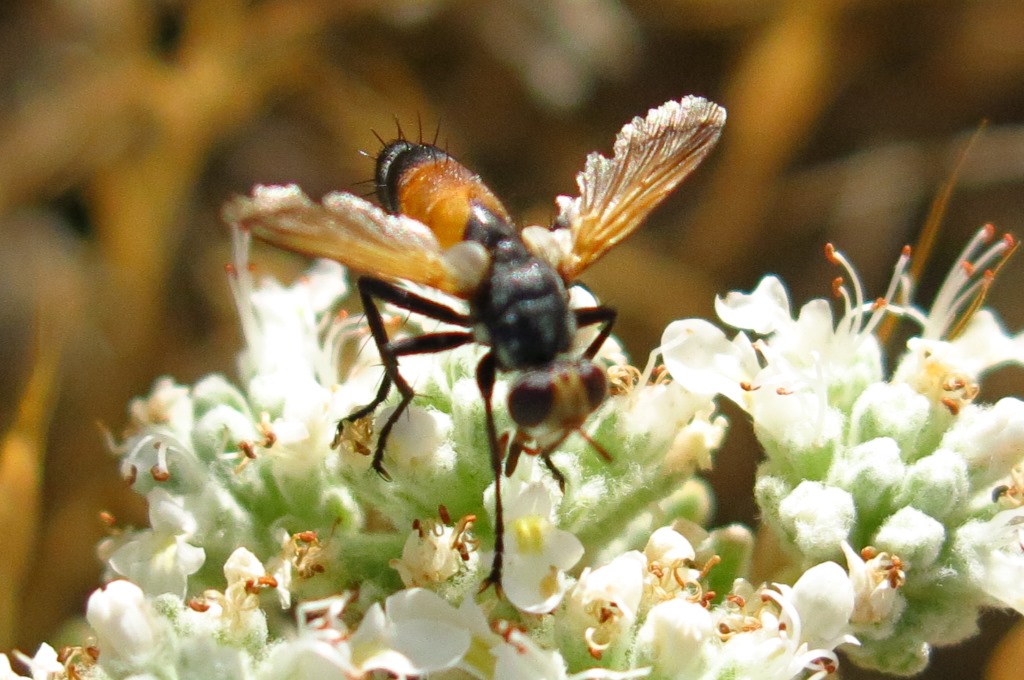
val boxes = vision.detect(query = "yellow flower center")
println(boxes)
[511,515,550,554]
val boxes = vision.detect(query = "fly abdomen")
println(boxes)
[375,140,510,249]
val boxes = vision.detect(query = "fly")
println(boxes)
[224,96,726,591]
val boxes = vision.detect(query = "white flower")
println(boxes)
[492,625,651,680]
[390,510,478,587]
[106,488,205,597]
[128,377,194,434]
[840,542,906,631]
[661,243,909,431]
[893,226,1021,412]
[776,481,855,562]
[615,372,724,473]
[86,580,167,667]
[265,529,328,609]
[215,547,274,635]
[661,293,852,451]
[895,311,1018,413]
[229,227,348,388]
[642,526,699,604]
[713,275,792,334]
[786,562,857,652]
[259,636,355,679]
[0,654,27,680]
[379,404,456,473]
[492,627,573,680]
[634,598,712,676]
[348,589,470,676]
[116,380,206,494]
[260,594,359,678]
[712,564,857,680]
[498,463,585,613]
[940,397,1024,488]
[957,507,1024,614]
[10,644,62,680]
[713,267,886,394]
[565,551,646,659]
[258,379,342,479]
[660,318,757,406]
[275,589,500,679]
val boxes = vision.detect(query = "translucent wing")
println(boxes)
[553,96,726,280]
[223,185,474,296]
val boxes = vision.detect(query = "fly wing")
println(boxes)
[553,97,726,280]
[224,185,471,296]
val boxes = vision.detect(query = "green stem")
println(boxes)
[573,469,684,555]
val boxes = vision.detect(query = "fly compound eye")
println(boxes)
[580,362,607,412]
[507,374,555,428]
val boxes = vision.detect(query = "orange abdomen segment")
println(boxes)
[377,141,510,249]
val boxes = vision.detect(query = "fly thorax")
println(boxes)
[478,258,576,370]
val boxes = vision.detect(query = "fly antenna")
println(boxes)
[576,428,611,462]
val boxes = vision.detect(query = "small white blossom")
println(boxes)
[712,565,857,680]
[661,307,850,452]
[492,627,572,680]
[348,589,471,676]
[107,488,205,597]
[230,227,347,388]
[128,377,194,434]
[380,404,456,473]
[499,462,584,613]
[841,542,906,631]
[894,227,1021,413]
[116,380,206,494]
[873,507,946,571]
[565,551,646,659]
[265,529,329,609]
[660,318,758,406]
[787,561,857,652]
[0,655,27,680]
[958,507,1024,614]
[218,547,274,635]
[634,598,712,676]
[642,526,700,604]
[11,644,62,680]
[259,636,355,679]
[615,374,725,473]
[776,481,855,562]
[390,510,478,587]
[260,379,341,479]
[86,580,167,668]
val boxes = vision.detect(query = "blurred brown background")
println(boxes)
[0,1,1022,677]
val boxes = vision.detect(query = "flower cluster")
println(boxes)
[4,226,1021,680]
[662,225,1023,675]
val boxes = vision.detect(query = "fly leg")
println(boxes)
[574,305,617,359]
[338,276,473,480]
[476,352,506,594]
[504,430,570,491]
